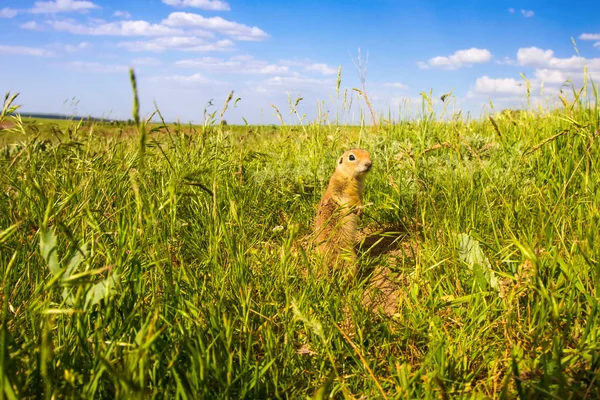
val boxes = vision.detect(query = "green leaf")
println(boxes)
[39,227,59,276]
[85,272,120,307]
[65,243,87,279]
[61,287,74,306]
[457,233,499,291]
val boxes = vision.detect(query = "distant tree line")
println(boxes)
[15,112,138,127]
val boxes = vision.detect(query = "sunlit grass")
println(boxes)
[1,70,599,399]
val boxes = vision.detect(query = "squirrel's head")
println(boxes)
[337,148,372,179]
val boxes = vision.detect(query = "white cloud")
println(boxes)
[113,10,132,19]
[118,36,206,52]
[521,9,534,18]
[131,57,162,66]
[183,39,234,52]
[162,12,269,41]
[49,41,92,52]
[118,36,233,52]
[579,33,600,41]
[265,75,333,90]
[0,44,55,57]
[516,47,553,66]
[304,63,337,75]
[278,58,312,67]
[508,8,515,13]
[534,69,569,84]
[384,82,408,90]
[176,55,288,74]
[48,19,183,36]
[509,47,600,88]
[63,61,128,73]
[151,73,226,86]
[277,59,339,76]
[188,29,216,38]
[258,64,289,74]
[595,42,600,48]
[419,48,492,70]
[278,58,337,75]
[30,0,100,14]
[65,41,92,52]
[495,56,516,65]
[469,76,526,97]
[20,21,43,30]
[517,47,600,70]
[162,0,230,11]
[244,73,334,96]
[0,8,18,18]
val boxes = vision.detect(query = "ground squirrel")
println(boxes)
[314,148,372,265]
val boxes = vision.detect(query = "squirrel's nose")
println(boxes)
[364,160,372,169]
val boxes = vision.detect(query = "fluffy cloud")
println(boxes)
[30,0,100,14]
[384,82,408,90]
[162,0,230,11]
[265,75,333,90]
[151,73,227,86]
[516,47,554,67]
[187,29,215,38]
[579,33,600,48]
[418,48,492,70]
[162,12,269,41]
[66,41,92,52]
[244,73,334,96]
[495,56,516,65]
[534,69,569,84]
[49,41,92,53]
[0,44,55,57]
[118,36,206,52]
[113,10,132,19]
[20,21,43,30]
[47,19,183,36]
[3,1,101,18]
[131,57,162,66]
[181,40,234,52]
[36,11,268,44]
[304,63,337,75]
[278,58,311,67]
[517,47,600,70]
[469,76,526,97]
[176,55,289,74]
[174,56,341,80]
[521,9,535,18]
[0,8,18,18]
[278,59,337,75]
[494,47,600,88]
[579,33,600,41]
[118,37,233,52]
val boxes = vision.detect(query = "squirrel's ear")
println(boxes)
[338,157,343,164]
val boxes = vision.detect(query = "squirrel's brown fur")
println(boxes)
[314,149,372,266]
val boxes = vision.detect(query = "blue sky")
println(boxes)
[1,0,599,124]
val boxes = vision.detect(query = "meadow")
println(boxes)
[1,71,600,399]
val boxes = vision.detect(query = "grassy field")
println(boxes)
[1,74,600,399]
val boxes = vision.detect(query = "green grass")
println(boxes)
[1,74,600,399]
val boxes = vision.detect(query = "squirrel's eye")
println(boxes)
[348,154,356,161]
